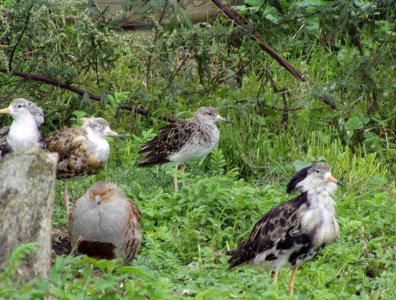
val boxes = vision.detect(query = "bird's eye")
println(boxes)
[314,169,320,173]
[17,105,23,108]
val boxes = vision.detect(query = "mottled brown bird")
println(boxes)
[227,163,341,296]
[0,98,45,159]
[138,107,230,192]
[69,181,142,263]
[46,117,124,216]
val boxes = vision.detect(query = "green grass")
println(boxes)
[1,135,395,299]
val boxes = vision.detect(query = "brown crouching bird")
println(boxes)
[69,181,142,263]
[227,162,341,296]
[46,117,125,216]
[138,106,231,192]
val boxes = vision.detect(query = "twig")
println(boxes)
[0,76,30,105]
[318,94,336,110]
[158,0,169,24]
[261,68,291,128]
[145,30,159,93]
[159,55,189,99]
[8,3,34,70]
[349,20,365,56]
[210,0,307,82]
[179,72,235,97]
[0,67,178,123]
[238,99,303,112]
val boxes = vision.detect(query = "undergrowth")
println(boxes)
[1,136,395,299]
[0,1,395,299]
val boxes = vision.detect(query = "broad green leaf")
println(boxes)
[345,117,364,131]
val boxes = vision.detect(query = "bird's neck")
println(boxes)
[8,114,40,150]
[306,187,336,209]
[196,118,218,133]
[85,127,110,162]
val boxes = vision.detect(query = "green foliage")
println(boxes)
[0,0,395,299]
[1,140,395,298]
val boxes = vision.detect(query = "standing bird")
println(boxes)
[46,117,124,216]
[227,162,341,296]
[0,98,45,159]
[69,181,142,263]
[138,106,231,192]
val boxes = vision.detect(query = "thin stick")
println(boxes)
[8,3,34,70]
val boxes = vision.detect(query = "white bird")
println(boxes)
[0,98,45,159]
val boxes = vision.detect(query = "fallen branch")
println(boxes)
[0,67,178,123]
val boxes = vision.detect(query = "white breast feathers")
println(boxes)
[301,190,339,247]
[86,128,110,162]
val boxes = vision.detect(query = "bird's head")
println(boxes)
[0,98,44,125]
[195,106,232,124]
[286,162,340,194]
[89,181,126,204]
[82,117,125,139]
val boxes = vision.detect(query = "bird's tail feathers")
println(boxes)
[137,156,169,167]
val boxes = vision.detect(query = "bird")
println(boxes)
[138,106,231,192]
[69,181,142,263]
[46,117,125,216]
[226,162,341,296]
[0,98,45,159]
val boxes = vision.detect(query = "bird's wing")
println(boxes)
[227,193,308,268]
[122,200,142,263]
[138,120,195,166]
[46,127,86,161]
[0,126,10,159]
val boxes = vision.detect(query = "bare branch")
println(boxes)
[0,67,178,123]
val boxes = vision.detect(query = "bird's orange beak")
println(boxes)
[326,175,338,183]
[0,107,11,114]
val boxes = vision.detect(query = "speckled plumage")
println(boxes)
[138,107,227,166]
[227,163,340,295]
[46,117,124,217]
[138,107,230,192]
[46,118,121,179]
[0,98,45,159]
[69,182,142,263]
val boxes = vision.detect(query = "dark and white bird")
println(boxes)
[138,106,230,192]
[227,162,340,296]
[69,181,142,263]
[0,98,45,159]
[46,117,124,216]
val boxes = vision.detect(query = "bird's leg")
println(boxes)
[273,269,279,285]
[64,182,70,217]
[181,161,187,188]
[174,162,179,192]
[289,267,298,296]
